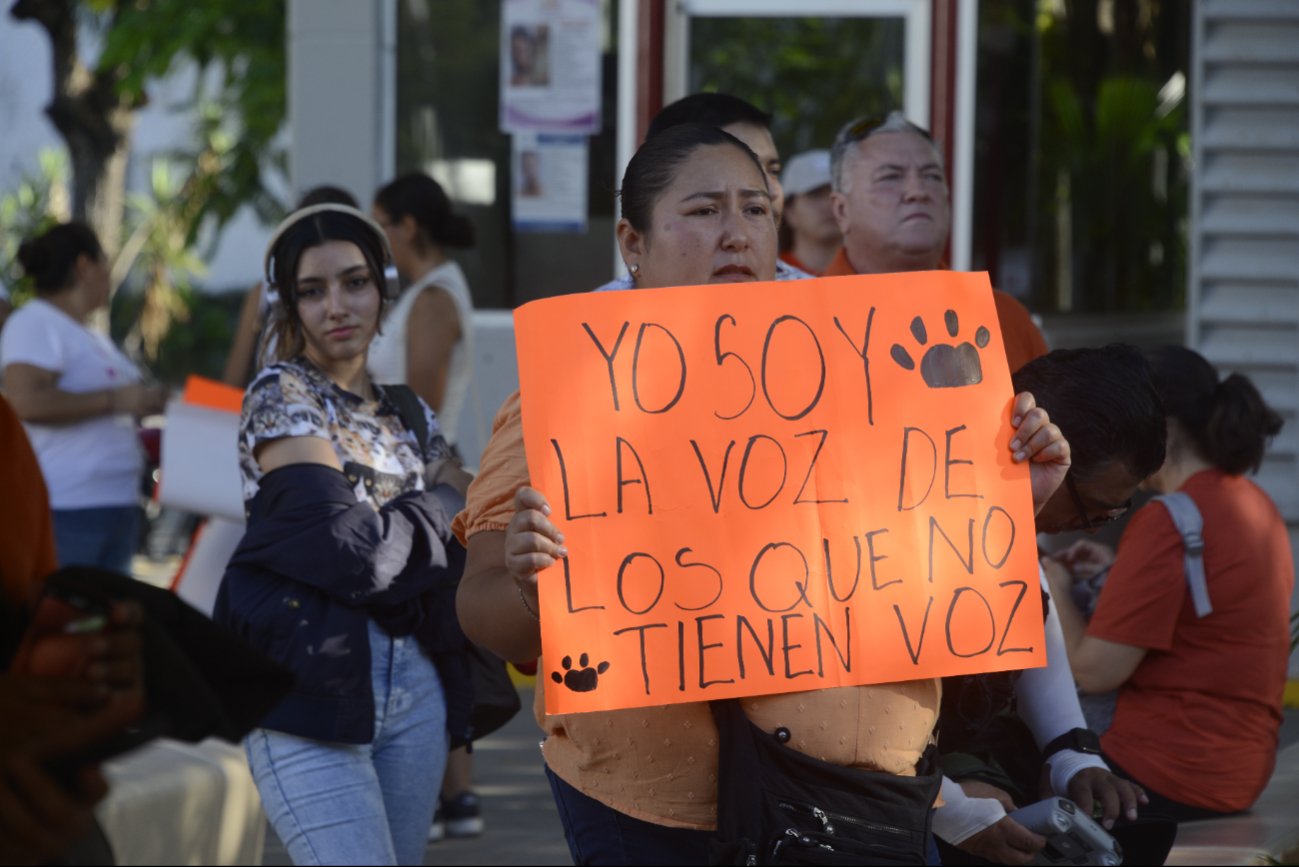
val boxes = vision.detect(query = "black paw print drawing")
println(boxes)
[551,653,611,693]
[890,310,991,389]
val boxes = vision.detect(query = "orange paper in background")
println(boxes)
[514,271,1046,715]
[182,375,244,414]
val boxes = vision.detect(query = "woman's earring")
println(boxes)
[629,263,640,276]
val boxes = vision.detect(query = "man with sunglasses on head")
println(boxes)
[826,112,1047,373]
[933,344,1169,865]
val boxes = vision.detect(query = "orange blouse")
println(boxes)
[454,391,940,829]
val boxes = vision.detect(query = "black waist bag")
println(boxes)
[709,699,940,866]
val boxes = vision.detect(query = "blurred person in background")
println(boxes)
[778,149,840,276]
[1,392,146,865]
[1044,346,1292,823]
[370,171,477,456]
[370,171,482,842]
[1,222,166,574]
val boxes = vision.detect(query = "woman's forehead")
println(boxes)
[297,240,368,276]
[662,145,767,197]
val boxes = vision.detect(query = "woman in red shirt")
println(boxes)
[1045,346,1292,821]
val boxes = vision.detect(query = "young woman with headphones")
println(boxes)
[214,204,472,865]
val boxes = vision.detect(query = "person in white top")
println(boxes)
[370,171,483,842]
[369,172,476,452]
[1,221,166,573]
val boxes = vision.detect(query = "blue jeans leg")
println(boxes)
[545,764,713,866]
[52,506,139,574]
[246,622,447,866]
[371,625,447,864]
[247,728,396,866]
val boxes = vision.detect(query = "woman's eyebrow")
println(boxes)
[679,188,772,203]
[298,263,369,284]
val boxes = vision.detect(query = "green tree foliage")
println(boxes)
[92,0,289,234]
[9,0,286,358]
[0,149,68,306]
[688,17,906,157]
[1034,0,1189,313]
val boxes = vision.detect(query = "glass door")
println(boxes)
[668,0,932,152]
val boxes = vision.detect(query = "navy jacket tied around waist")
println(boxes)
[215,462,472,746]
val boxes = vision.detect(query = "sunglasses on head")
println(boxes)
[834,113,935,148]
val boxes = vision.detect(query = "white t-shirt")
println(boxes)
[367,260,475,448]
[0,298,144,508]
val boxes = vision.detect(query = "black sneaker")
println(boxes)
[441,790,484,838]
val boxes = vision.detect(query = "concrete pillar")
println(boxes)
[287,0,395,207]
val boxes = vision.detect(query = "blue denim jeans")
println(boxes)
[246,621,448,866]
[52,506,139,574]
[545,764,713,865]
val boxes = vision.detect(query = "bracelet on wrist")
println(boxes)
[518,584,541,622]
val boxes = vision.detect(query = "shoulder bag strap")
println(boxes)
[1153,492,1212,617]
[381,384,429,463]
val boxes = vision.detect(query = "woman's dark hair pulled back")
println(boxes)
[268,210,388,361]
[374,172,475,249]
[16,221,103,295]
[1147,345,1283,475]
[618,123,768,233]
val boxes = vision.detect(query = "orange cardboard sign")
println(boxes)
[182,375,244,414]
[514,271,1046,715]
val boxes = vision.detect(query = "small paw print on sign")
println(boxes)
[551,653,610,693]
[891,310,991,389]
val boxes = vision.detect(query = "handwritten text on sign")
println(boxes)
[514,272,1046,715]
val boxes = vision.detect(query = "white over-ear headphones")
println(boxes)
[263,203,400,304]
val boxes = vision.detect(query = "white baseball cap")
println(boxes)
[780,149,832,197]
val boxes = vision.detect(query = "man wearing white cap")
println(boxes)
[779,149,841,276]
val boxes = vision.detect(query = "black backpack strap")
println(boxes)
[382,384,429,462]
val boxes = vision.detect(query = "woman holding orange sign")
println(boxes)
[454,123,1073,865]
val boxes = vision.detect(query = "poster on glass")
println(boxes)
[500,0,601,135]
[512,133,589,233]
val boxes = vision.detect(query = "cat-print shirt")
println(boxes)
[239,357,449,510]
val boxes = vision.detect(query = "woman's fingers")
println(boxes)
[1010,391,1037,428]
[509,504,560,537]
[85,629,141,690]
[507,487,566,583]
[505,551,558,578]
[506,530,566,560]
[513,486,552,516]
[1023,424,1068,463]
[1009,406,1050,458]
